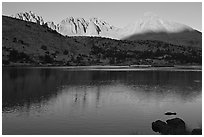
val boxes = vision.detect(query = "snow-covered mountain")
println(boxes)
[11,11,45,25]
[11,11,121,39]
[121,14,201,47]
[119,13,194,38]
[10,11,201,47]
[56,17,120,38]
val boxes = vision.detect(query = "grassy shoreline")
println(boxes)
[3,65,202,71]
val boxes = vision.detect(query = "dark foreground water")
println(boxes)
[2,67,202,135]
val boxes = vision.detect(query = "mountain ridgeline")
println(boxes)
[2,15,202,66]
[11,11,121,39]
[11,11,202,48]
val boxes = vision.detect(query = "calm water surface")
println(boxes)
[2,67,202,135]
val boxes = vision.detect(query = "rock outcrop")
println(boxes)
[152,118,202,135]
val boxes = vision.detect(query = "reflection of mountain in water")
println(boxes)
[3,68,201,112]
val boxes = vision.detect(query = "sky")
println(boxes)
[2,2,202,31]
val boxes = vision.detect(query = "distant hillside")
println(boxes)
[2,16,202,66]
[123,30,202,48]
[10,11,202,48]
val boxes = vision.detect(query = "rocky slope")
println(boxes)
[2,16,201,66]
[10,11,202,48]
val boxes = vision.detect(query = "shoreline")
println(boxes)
[3,65,202,71]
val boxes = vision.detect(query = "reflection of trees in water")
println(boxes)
[69,86,101,109]
[3,68,60,112]
[3,68,201,112]
[83,89,87,102]
[96,86,101,108]
[74,93,78,103]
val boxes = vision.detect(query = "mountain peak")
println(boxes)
[11,11,45,25]
[123,13,193,35]
[89,17,108,25]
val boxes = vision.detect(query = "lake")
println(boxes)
[2,67,202,135]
